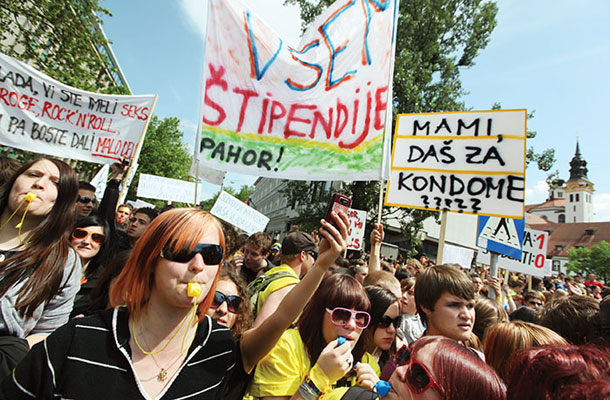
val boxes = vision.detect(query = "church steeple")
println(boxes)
[568,140,588,182]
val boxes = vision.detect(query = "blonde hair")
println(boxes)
[483,320,568,381]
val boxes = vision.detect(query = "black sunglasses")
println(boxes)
[160,242,224,265]
[77,196,97,205]
[377,315,401,330]
[307,250,318,261]
[211,291,242,313]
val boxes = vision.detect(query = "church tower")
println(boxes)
[564,141,594,222]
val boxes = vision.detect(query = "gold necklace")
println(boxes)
[132,302,199,381]
[138,330,185,382]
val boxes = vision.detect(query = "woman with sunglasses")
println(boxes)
[69,215,112,317]
[206,264,252,338]
[2,208,351,399]
[0,158,80,378]
[353,286,400,391]
[246,273,373,399]
[384,336,506,400]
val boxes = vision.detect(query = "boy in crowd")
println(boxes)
[415,264,476,343]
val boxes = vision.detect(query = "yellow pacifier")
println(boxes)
[187,282,202,298]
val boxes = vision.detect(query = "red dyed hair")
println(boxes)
[506,344,610,400]
[110,208,225,321]
[409,336,506,400]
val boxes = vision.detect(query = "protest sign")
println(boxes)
[442,243,474,269]
[196,0,398,180]
[0,52,156,163]
[190,161,226,186]
[385,110,527,218]
[211,190,269,235]
[137,173,212,204]
[477,229,551,277]
[90,164,109,200]
[346,208,367,251]
[128,199,155,210]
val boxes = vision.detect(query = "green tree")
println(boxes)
[281,0,498,255]
[566,241,610,282]
[1,0,129,176]
[125,116,192,206]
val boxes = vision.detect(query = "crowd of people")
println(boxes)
[0,156,609,399]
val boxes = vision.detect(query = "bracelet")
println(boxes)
[298,379,320,400]
[309,364,332,393]
[304,374,322,396]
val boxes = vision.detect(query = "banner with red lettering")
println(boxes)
[0,52,156,163]
[197,0,398,180]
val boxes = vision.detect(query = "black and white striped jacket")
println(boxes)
[0,307,236,399]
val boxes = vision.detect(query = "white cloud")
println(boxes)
[593,193,610,222]
[178,0,208,40]
[525,180,548,205]
[178,0,302,45]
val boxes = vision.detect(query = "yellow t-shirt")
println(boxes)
[245,330,380,399]
[255,264,300,317]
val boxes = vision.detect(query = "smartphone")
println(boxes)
[325,193,352,228]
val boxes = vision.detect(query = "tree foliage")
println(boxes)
[281,0,498,255]
[125,116,192,204]
[566,241,610,282]
[0,0,130,176]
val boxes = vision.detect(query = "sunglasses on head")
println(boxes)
[160,242,224,265]
[394,345,445,396]
[377,315,401,330]
[71,228,105,245]
[326,307,371,329]
[77,196,97,205]
[210,291,242,313]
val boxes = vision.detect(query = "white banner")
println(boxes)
[197,0,398,180]
[210,190,269,235]
[477,229,551,277]
[90,164,109,200]
[385,110,527,218]
[137,174,211,204]
[441,243,474,269]
[346,208,367,251]
[0,52,155,163]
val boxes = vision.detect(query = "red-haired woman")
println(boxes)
[245,273,373,399]
[2,208,350,399]
[0,158,80,377]
[506,344,610,400]
[384,336,506,400]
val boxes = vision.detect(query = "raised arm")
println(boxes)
[240,211,349,373]
[368,223,384,272]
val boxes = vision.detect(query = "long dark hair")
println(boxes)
[298,274,370,364]
[0,157,79,317]
[362,285,398,361]
[72,215,111,279]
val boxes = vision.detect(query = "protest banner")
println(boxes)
[346,208,367,251]
[196,0,399,180]
[0,52,156,164]
[442,243,474,269]
[211,190,270,235]
[128,199,155,210]
[385,110,527,218]
[90,164,109,200]
[477,228,551,277]
[137,173,212,204]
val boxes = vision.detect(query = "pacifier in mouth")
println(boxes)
[187,282,202,298]
[24,192,37,202]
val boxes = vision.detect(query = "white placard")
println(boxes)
[477,229,551,277]
[90,164,109,200]
[129,199,155,209]
[346,208,367,251]
[0,52,155,163]
[385,110,527,218]
[137,173,208,204]
[190,161,226,186]
[210,190,269,235]
[442,243,474,269]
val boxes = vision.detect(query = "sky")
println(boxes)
[99,0,610,221]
